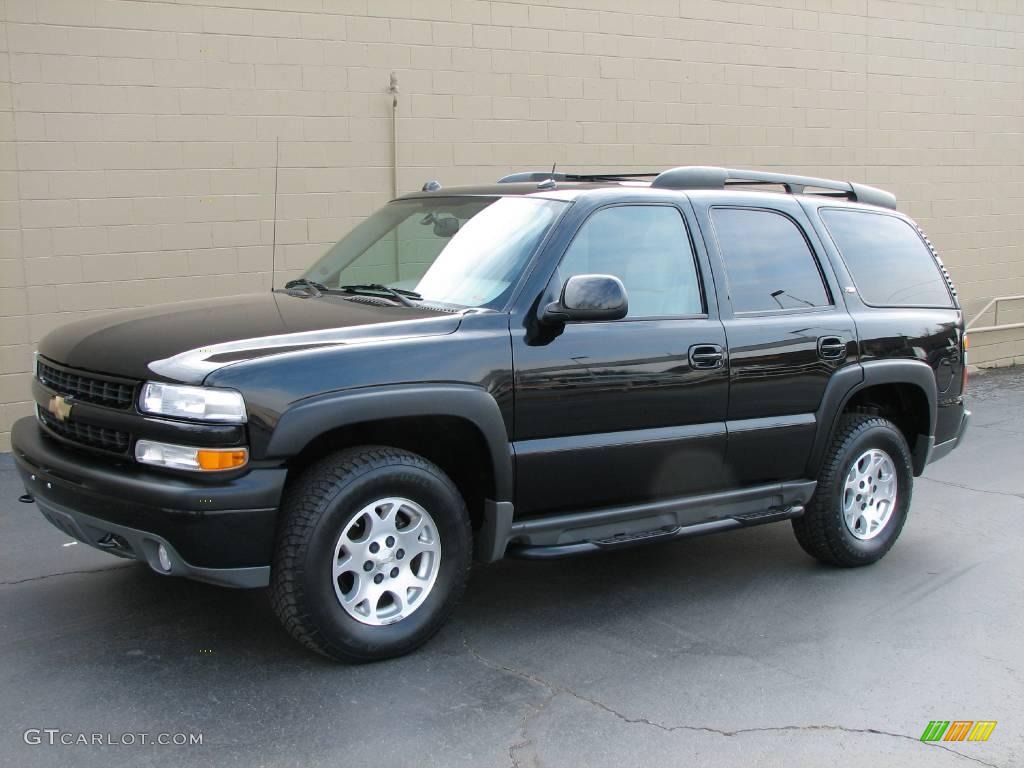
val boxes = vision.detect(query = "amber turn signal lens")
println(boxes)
[196,448,249,471]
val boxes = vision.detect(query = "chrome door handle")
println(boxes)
[689,344,725,369]
[817,336,846,360]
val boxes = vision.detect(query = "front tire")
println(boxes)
[270,446,472,662]
[793,414,914,567]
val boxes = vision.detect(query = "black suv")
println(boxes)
[12,166,970,662]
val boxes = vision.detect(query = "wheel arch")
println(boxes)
[266,383,514,508]
[809,360,938,477]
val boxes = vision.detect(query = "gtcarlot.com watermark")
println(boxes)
[24,729,203,747]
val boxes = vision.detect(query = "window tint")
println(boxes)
[711,208,831,312]
[557,205,702,318]
[819,209,953,307]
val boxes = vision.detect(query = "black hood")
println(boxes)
[38,292,461,384]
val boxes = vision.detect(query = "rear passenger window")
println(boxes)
[557,205,703,318]
[711,208,831,312]
[819,209,953,307]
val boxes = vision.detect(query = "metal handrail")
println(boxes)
[966,294,1024,333]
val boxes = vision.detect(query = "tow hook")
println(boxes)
[18,493,35,504]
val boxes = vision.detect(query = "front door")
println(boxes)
[511,202,729,518]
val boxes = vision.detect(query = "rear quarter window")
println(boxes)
[819,208,953,308]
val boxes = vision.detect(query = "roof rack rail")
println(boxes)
[650,166,896,209]
[497,171,659,184]
[496,166,896,209]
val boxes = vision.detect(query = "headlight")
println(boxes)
[139,382,247,423]
[135,440,249,472]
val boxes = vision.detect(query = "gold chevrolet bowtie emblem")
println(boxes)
[47,394,73,422]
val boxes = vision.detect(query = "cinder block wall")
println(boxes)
[1,0,1023,450]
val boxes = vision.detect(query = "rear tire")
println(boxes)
[270,446,472,662]
[793,414,913,567]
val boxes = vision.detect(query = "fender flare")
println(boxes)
[265,383,514,502]
[807,359,938,477]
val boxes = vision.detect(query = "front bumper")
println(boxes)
[12,417,286,588]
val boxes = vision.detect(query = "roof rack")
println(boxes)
[651,166,896,209]
[497,171,659,183]
[496,166,896,209]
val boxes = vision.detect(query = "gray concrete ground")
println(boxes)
[1,368,1022,768]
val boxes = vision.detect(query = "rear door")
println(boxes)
[511,200,729,518]
[692,194,858,485]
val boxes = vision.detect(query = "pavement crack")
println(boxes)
[508,691,556,768]
[463,638,556,768]
[462,638,1004,768]
[920,476,1024,501]
[0,564,134,586]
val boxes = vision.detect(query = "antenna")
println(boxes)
[270,135,280,291]
[535,161,558,190]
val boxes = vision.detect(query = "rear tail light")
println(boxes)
[962,334,969,394]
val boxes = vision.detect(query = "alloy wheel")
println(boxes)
[332,497,441,626]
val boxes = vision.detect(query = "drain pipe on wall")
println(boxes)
[388,72,400,280]
[389,72,400,198]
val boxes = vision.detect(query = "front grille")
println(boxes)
[37,360,136,409]
[38,405,131,454]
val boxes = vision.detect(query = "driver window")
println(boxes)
[557,205,703,318]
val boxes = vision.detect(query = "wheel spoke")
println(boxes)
[399,540,435,562]
[866,450,880,475]
[376,500,400,525]
[343,575,375,610]
[333,549,353,579]
[879,475,896,500]
[398,522,436,551]
[386,588,405,616]
[393,568,421,593]
[408,544,440,572]
[844,506,858,530]
[862,508,877,535]
[842,485,856,511]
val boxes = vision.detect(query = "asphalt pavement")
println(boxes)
[1,367,1022,768]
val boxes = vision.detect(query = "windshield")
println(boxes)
[301,196,567,308]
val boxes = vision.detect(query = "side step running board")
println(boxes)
[507,506,804,560]
[732,505,804,525]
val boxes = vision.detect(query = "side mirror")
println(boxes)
[541,274,628,324]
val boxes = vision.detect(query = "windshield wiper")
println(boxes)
[282,278,328,296]
[338,284,422,307]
